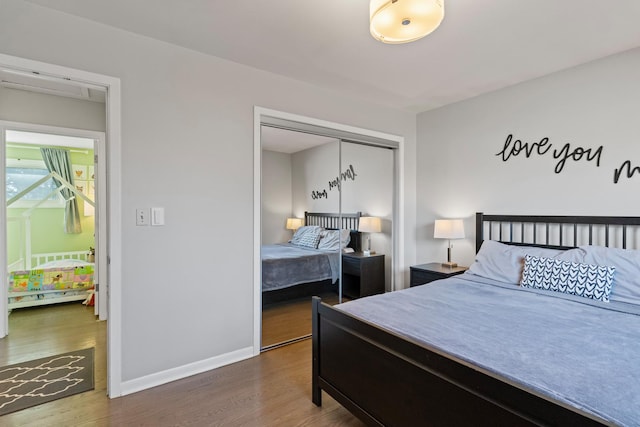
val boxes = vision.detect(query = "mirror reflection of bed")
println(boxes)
[261,212,361,349]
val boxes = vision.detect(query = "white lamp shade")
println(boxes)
[434,219,465,239]
[286,217,304,230]
[359,216,382,233]
[370,0,445,44]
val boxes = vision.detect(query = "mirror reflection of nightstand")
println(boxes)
[410,263,467,287]
[342,252,385,298]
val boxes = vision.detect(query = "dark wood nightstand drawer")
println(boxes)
[342,257,360,275]
[410,263,467,287]
[341,253,385,298]
[411,270,441,287]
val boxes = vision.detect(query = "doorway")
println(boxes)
[3,126,107,319]
[254,107,405,354]
[0,53,123,396]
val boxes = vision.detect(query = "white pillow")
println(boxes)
[466,240,585,285]
[317,229,351,251]
[580,245,640,306]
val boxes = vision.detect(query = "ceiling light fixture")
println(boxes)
[370,0,444,44]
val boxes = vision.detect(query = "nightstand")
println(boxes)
[410,263,467,287]
[342,253,385,299]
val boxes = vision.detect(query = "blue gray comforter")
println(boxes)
[261,243,339,292]
[337,273,640,426]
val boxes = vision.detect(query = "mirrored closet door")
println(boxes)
[260,125,398,350]
[260,128,342,349]
[339,140,394,299]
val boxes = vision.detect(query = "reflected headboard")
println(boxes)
[305,211,362,251]
[476,212,640,253]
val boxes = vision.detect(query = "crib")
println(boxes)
[8,250,94,310]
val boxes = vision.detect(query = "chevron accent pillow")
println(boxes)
[521,255,615,302]
[290,225,323,249]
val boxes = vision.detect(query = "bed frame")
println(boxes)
[262,212,362,306]
[312,213,640,426]
[8,250,93,310]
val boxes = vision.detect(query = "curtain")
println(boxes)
[40,147,82,234]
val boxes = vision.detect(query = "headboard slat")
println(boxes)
[304,211,363,252]
[476,213,640,252]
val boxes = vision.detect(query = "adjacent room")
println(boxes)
[1,0,639,425]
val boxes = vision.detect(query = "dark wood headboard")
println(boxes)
[476,212,640,253]
[305,211,362,251]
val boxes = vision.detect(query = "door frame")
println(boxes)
[0,53,123,396]
[1,121,107,318]
[253,106,405,355]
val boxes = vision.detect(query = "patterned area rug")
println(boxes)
[0,347,94,416]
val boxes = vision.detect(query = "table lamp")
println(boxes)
[286,217,304,234]
[359,216,382,256]
[434,219,465,268]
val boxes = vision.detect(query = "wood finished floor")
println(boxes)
[1,303,363,426]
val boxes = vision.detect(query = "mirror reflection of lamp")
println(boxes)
[358,216,382,256]
[286,217,304,235]
[434,219,465,268]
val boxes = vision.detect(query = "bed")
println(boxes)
[262,212,361,305]
[312,213,640,426]
[8,250,94,310]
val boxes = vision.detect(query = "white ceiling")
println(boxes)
[22,0,640,112]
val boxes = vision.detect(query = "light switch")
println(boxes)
[136,208,149,226]
[151,207,165,226]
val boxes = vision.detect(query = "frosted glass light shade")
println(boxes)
[370,0,445,44]
[286,217,304,230]
[359,216,382,233]
[434,219,465,239]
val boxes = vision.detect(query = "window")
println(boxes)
[6,159,63,207]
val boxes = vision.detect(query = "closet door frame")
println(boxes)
[253,107,405,356]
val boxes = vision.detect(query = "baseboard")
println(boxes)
[120,346,254,396]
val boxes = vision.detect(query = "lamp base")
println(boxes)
[441,261,458,268]
[363,250,376,256]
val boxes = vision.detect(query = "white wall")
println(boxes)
[291,141,340,215]
[291,141,394,289]
[0,0,417,388]
[0,86,105,131]
[417,48,640,268]
[262,150,292,245]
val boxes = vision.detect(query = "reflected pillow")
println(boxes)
[521,255,615,302]
[466,240,585,285]
[290,225,323,248]
[318,229,351,251]
[580,245,640,306]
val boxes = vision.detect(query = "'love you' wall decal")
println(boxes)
[496,134,640,184]
[311,164,357,200]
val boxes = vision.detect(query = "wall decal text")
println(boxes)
[496,134,603,174]
[310,164,358,199]
[311,189,328,200]
[613,160,640,184]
